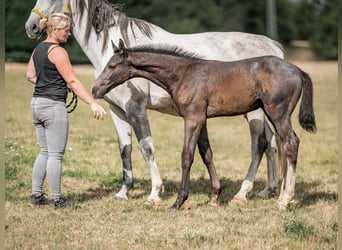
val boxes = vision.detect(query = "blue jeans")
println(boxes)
[31,97,68,200]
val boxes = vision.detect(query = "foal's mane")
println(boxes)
[77,0,153,52]
[126,45,202,60]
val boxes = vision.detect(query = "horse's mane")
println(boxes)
[77,0,153,52]
[125,45,202,60]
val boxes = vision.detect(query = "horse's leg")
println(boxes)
[271,119,299,210]
[197,124,221,206]
[171,117,205,210]
[257,121,279,198]
[231,109,267,203]
[107,80,163,202]
[108,103,134,201]
[232,108,279,204]
[126,103,163,202]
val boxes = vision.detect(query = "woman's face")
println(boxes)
[55,25,71,43]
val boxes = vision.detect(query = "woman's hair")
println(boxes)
[39,13,71,34]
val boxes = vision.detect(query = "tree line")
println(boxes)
[5,0,337,63]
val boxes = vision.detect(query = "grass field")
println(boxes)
[5,61,337,249]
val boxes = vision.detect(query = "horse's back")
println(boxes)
[128,26,283,61]
[197,56,302,117]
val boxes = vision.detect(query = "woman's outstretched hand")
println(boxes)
[90,102,107,120]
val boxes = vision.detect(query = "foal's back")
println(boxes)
[182,56,303,118]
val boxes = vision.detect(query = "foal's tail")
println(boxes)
[298,69,317,133]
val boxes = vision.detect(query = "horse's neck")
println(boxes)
[70,6,118,76]
[129,53,188,91]
[69,2,170,76]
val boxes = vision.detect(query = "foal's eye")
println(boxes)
[108,63,115,68]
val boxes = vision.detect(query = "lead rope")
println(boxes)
[64,0,74,114]
[66,91,78,113]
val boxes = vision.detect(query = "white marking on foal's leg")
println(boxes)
[139,136,163,202]
[278,161,296,210]
[230,180,253,204]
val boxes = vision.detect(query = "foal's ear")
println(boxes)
[111,40,119,54]
[118,39,126,55]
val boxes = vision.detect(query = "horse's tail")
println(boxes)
[298,69,317,133]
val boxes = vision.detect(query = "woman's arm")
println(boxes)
[26,54,37,84]
[49,46,107,119]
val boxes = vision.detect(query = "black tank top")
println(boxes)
[33,42,68,102]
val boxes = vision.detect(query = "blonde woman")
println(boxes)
[26,13,107,208]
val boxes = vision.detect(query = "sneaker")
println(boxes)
[27,194,49,207]
[50,197,69,209]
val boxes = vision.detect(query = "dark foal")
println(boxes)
[92,40,316,210]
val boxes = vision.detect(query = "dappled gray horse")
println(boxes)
[25,0,282,203]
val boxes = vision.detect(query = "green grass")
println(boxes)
[5,62,337,249]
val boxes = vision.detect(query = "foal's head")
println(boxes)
[92,38,200,98]
[92,39,130,98]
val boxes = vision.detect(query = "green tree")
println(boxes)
[114,0,223,33]
[5,1,37,61]
[309,0,338,59]
[5,0,337,61]
[5,0,88,63]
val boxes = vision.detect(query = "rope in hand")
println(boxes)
[66,90,78,113]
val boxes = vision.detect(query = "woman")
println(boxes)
[26,13,107,208]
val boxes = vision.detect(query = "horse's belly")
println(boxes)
[206,95,259,118]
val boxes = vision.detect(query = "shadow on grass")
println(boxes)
[74,176,337,207]
[295,181,338,207]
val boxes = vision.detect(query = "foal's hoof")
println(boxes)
[277,199,290,210]
[278,199,297,211]
[169,203,182,212]
[278,202,287,210]
[169,207,179,213]
[229,196,247,206]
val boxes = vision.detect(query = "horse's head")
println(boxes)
[25,0,70,40]
[92,39,131,99]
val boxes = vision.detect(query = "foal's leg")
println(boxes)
[171,117,205,210]
[272,119,299,210]
[197,125,221,206]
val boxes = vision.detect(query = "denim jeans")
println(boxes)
[31,97,68,200]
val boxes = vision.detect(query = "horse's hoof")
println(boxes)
[258,187,279,199]
[169,207,179,213]
[147,196,161,203]
[207,201,219,207]
[229,196,247,206]
[277,199,288,210]
[182,208,193,216]
[145,198,162,207]
[160,185,165,194]
[114,195,128,202]
[257,190,270,199]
